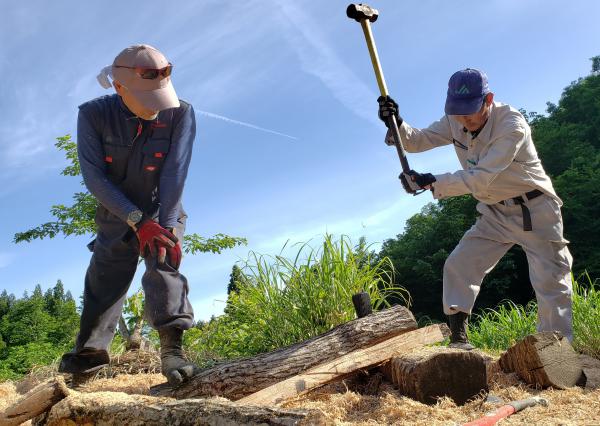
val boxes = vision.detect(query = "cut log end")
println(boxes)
[499,331,585,389]
[382,347,489,405]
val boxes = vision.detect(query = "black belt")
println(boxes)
[498,189,544,231]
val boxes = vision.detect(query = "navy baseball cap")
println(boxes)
[445,68,490,115]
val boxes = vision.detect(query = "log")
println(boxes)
[35,391,323,426]
[380,346,489,405]
[499,331,585,389]
[153,304,418,400]
[1,376,69,426]
[238,324,448,406]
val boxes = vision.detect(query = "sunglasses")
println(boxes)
[114,63,173,80]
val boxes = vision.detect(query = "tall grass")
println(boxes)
[572,273,600,358]
[191,235,409,360]
[469,274,600,357]
[468,301,537,353]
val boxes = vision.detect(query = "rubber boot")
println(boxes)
[448,312,475,350]
[159,327,199,387]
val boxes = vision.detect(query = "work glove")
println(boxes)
[136,218,180,268]
[377,95,403,129]
[399,170,436,193]
[162,228,182,270]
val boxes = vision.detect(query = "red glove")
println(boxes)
[158,234,182,270]
[136,219,180,268]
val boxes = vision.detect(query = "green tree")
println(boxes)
[227,265,246,295]
[0,290,15,318]
[0,281,80,380]
[0,294,52,346]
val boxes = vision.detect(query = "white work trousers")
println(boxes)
[443,194,573,341]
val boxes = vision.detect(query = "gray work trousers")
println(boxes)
[75,207,194,352]
[443,194,573,341]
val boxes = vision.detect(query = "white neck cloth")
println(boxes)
[96,65,113,89]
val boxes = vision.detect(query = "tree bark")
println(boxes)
[34,392,323,426]
[152,304,417,400]
[381,346,488,405]
[499,331,586,389]
[239,324,448,406]
[1,376,69,426]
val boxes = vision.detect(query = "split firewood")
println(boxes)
[499,331,586,389]
[238,324,448,406]
[381,346,489,405]
[0,376,69,426]
[152,304,418,400]
[33,391,323,426]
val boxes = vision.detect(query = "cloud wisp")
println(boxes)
[274,0,379,126]
[196,110,298,141]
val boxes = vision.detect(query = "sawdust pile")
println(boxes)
[0,381,19,411]
[284,379,600,425]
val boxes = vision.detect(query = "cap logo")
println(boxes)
[456,84,470,95]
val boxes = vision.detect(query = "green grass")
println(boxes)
[572,273,600,358]
[469,273,600,357]
[185,234,409,360]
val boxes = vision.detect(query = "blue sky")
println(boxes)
[1,0,598,320]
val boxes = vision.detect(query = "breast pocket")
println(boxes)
[103,143,132,183]
[142,138,170,173]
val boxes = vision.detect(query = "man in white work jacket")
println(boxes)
[378,68,573,349]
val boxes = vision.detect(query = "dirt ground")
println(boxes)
[1,353,599,425]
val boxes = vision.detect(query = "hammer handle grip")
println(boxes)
[389,116,411,173]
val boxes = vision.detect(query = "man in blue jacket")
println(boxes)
[59,44,198,386]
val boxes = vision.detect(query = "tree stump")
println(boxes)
[33,392,322,426]
[499,331,585,389]
[381,346,488,405]
[152,304,418,400]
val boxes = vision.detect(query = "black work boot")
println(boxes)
[447,312,475,350]
[159,327,200,387]
[58,348,110,374]
[58,348,110,388]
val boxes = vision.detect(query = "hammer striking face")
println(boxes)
[346,3,379,22]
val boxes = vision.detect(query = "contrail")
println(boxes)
[196,110,298,141]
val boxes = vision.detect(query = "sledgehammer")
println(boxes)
[346,4,421,194]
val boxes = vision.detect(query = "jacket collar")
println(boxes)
[117,95,139,120]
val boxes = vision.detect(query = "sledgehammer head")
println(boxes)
[347,3,379,22]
